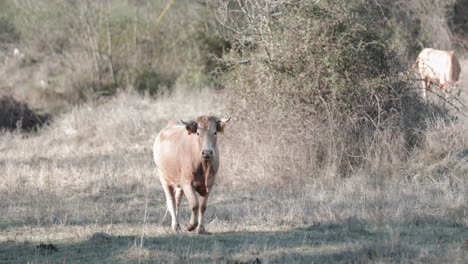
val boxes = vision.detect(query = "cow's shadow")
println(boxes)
[1,219,467,263]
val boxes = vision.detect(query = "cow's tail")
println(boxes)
[156,168,170,224]
[161,207,169,222]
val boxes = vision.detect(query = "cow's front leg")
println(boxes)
[196,193,210,234]
[182,185,199,231]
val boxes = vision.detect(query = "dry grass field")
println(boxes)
[0,80,467,263]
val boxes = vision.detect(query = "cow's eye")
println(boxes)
[214,132,217,135]
[196,132,200,136]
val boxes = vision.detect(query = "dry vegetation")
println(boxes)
[0,0,468,263]
[1,90,467,263]
[0,0,224,112]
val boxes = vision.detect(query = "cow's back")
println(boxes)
[153,124,192,186]
[418,48,460,85]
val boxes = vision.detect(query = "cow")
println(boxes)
[414,48,461,100]
[153,116,230,234]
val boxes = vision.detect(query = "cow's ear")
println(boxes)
[181,120,198,135]
[217,117,231,133]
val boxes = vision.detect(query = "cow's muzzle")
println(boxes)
[202,149,214,160]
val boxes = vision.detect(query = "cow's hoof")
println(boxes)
[187,223,198,232]
[195,227,211,235]
[171,223,181,232]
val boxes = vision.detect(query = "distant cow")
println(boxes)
[153,116,230,234]
[414,48,461,99]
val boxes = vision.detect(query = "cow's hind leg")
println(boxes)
[182,185,199,232]
[175,188,183,221]
[161,180,180,231]
[196,193,211,235]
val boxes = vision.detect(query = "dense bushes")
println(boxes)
[448,0,468,49]
[269,3,403,114]
[133,71,175,95]
[449,0,468,34]
[216,0,453,178]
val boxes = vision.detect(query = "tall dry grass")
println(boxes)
[0,88,467,263]
[0,89,223,194]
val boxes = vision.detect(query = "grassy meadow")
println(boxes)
[0,88,467,263]
[1,0,468,263]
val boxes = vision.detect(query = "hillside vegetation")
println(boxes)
[0,0,467,263]
[0,0,228,111]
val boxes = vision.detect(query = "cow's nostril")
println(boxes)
[202,150,213,159]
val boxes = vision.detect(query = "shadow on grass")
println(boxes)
[1,219,466,264]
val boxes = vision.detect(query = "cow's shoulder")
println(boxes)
[159,125,184,142]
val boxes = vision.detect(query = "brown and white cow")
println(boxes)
[153,116,230,234]
[415,48,461,99]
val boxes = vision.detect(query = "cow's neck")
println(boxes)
[201,159,215,193]
[189,137,218,193]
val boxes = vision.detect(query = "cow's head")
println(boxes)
[181,116,230,161]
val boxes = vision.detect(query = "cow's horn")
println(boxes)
[220,117,231,123]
